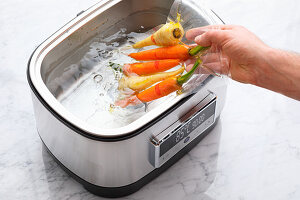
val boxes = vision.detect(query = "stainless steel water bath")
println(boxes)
[27,0,227,197]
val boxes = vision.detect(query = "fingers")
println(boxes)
[194,29,231,47]
[201,53,220,63]
[186,57,229,75]
[203,61,229,75]
[186,63,210,74]
[186,25,235,41]
[184,58,197,66]
[186,28,206,41]
[185,25,235,76]
[186,63,221,75]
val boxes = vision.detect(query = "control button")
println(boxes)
[205,119,212,126]
[184,136,190,143]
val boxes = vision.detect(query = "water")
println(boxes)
[57,28,178,129]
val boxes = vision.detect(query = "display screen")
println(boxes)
[159,100,216,157]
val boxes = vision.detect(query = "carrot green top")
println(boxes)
[177,59,202,85]
[188,45,210,56]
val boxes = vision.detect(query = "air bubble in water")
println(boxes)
[93,74,103,83]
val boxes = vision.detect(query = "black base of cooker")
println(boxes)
[42,117,219,198]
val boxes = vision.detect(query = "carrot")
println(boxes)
[129,45,209,61]
[118,66,184,91]
[129,45,190,61]
[116,59,202,107]
[137,76,181,102]
[123,59,181,76]
[132,20,184,48]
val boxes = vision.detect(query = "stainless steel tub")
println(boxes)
[27,0,227,197]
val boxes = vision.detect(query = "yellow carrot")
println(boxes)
[118,66,184,91]
[132,20,184,48]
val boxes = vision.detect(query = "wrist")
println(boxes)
[249,46,277,88]
[257,47,300,100]
[263,47,284,71]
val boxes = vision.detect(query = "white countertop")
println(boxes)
[1,0,300,199]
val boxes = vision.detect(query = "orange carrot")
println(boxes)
[129,45,209,61]
[137,76,181,102]
[129,45,190,61]
[123,59,180,76]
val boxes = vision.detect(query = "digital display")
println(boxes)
[159,100,216,157]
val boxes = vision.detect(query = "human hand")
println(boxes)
[185,25,270,84]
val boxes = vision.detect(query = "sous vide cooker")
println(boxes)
[27,0,227,197]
